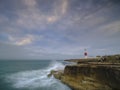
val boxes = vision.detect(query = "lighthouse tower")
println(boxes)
[84,49,88,58]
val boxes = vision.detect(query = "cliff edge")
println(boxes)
[63,64,120,90]
[50,55,120,90]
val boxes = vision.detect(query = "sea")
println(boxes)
[0,60,71,90]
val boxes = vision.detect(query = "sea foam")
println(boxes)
[5,61,71,90]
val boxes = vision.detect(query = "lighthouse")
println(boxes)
[84,49,88,58]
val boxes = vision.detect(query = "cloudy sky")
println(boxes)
[0,0,120,60]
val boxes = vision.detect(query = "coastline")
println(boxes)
[50,54,120,90]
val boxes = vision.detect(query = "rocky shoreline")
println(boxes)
[49,55,120,90]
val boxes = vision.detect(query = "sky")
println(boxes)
[0,0,120,60]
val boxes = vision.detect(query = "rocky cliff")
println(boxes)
[50,55,120,90]
[62,64,120,90]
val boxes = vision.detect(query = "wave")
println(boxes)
[4,60,71,90]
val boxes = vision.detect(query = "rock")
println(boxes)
[62,65,120,90]
[47,70,58,77]
[51,64,120,90]
[51,55,120,90]
[48,70,64,79]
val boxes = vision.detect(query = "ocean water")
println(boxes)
[0,60,71,90]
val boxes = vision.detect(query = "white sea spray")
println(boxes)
[5,61,71,90]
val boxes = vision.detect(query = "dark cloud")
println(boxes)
[0,0,24,13]
[0,0,120,59]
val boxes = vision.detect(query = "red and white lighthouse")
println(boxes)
[84,49,88,58]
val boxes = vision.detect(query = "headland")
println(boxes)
[49,54,120,90]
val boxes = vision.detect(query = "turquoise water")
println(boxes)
[0,60,71,90]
